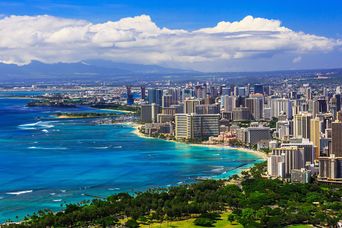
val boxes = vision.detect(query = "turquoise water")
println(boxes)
[0,94,262,222]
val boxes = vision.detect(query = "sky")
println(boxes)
[0,0,342,72]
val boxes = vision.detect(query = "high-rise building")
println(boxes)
[140,103,161,123]
[318,154,342,181]
[140,86,146,100]
[126,86,134,105]
[238,87,246,97]
[318,97,328,113]
[276,121,290,141]
[293,112,312,139]
[245,95,264,120]
[331,120,342,157]
[308,99,319,118]
[290,169,311,183]
[181,88,195,101]
[195,104,220,114]
[221,95,236,112]
[318,112,342,183]
[157,114,174,123]
[175,114,220,140]
[162,107,176,115]
[148,89,163,106]
[184,99,200,114]
[162,95,173,108]
[167,88,181,104]
[221,87,231,96]
[232,106,252,121]
[253,84,264,94]
[281,139,315,164]
[267,154,285,178]
[247,126,272,145]
[335,94,341,111]
[171,104,184,114]
[263,107,271,120]
[270,98,292,119]
[175,114,191,139]
[140,104,152,123]
[310,117,321,159]
[195,85,206,99]
[151,103,161,123]
[271,146,306,178]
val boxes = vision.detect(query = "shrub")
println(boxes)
[194,217,215,227]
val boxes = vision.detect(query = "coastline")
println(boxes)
[99,108,134,114]
[127,122,267,160]
[0,96,39,100]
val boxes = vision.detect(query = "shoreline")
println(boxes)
[0,96,40,100]
[127,122,267,160]
[99,108,134,114]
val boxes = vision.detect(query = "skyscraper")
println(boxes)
[318,97,327,113]
[293,112,312,139]
[140,104,152,123]
[222,95,236,112]
[184,99,200,114]
[195,104,220,114]
[271,146,306,178]
[335,94,341,111]
[175,113,220,140]
[331,120,342,157]
[310,117,321,159]
[232,106,252,121]
[126,86,134,105]
[245,94,264,120]
[254,84,264,94]
[140,86,146,100]
[270,98,292,119]
[148,89,163,106]
[151,103,161,123]
[162,95,173,108]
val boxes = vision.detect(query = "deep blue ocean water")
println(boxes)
[0,93,262,222]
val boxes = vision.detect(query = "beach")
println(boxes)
[129,123,267,160]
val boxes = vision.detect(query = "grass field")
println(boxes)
[140,212,243,228]
[139,213,314,228]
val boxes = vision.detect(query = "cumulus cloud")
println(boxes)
[0,14,340,69]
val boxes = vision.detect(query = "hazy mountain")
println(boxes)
[0,60,196,81]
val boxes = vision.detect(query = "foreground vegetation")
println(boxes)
[5,162,341,227]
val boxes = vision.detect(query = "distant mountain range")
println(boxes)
[0,60,196,81]
[1,60,342,84]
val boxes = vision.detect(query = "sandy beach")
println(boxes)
[128,123,267,160]
[100,108,134,114]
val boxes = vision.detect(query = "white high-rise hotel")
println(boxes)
[271,98,292,119]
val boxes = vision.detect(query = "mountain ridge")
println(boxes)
[0,60,197,81]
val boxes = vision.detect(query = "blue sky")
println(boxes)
[0,0,341,71]
[1,0,342,37]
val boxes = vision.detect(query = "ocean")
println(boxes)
[0,93,262,223]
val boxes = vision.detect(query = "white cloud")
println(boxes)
[0,14,340,70]
[292,56,302,63]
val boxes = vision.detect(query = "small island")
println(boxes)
[27,100,77,108]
